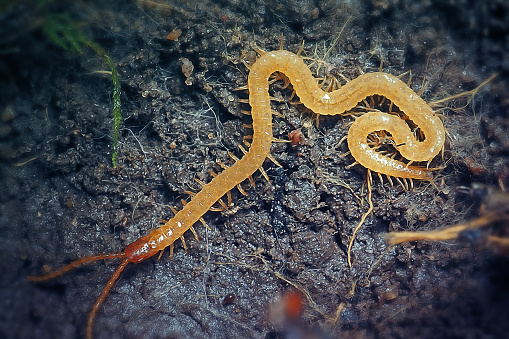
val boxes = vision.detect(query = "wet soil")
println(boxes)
[1,1,508,338]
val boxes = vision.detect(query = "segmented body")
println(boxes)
[29,50,445,338]
[137,50,445,259]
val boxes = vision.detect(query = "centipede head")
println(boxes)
[123,234,160,264]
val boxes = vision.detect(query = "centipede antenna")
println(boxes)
[86,257,130,339]
[27,252,126,282]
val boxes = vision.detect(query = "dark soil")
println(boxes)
[1,1,508,339]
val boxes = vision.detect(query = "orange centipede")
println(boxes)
[28,50,445,338]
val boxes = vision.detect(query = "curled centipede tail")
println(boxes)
[27,252,127,282]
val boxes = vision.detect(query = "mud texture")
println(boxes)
[1,1,508,339]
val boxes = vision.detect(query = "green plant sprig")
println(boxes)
[42,13,122,167]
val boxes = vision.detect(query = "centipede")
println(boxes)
[28,49,445,338]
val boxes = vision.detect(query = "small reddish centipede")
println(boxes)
[28,50,445,338]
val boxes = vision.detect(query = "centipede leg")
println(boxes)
[396,177,406,190]
[266,153,282,167]
[217,196,229,211]
[345,161,358,169]
[386,174,394,187]
[258,166,271,183]
[180,236,187,251]
[195,178,206,187]
[272,109,285,118]
[199,217,211,230]
[248,175,256,188]
[189,226,199,242]
[237,183,248,196]
[226,190,232,207]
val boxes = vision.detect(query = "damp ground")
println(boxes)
[1,1,508,338]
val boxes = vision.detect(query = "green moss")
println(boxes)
[42,13,122,167]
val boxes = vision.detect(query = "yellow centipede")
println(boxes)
[28,50,445,338]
